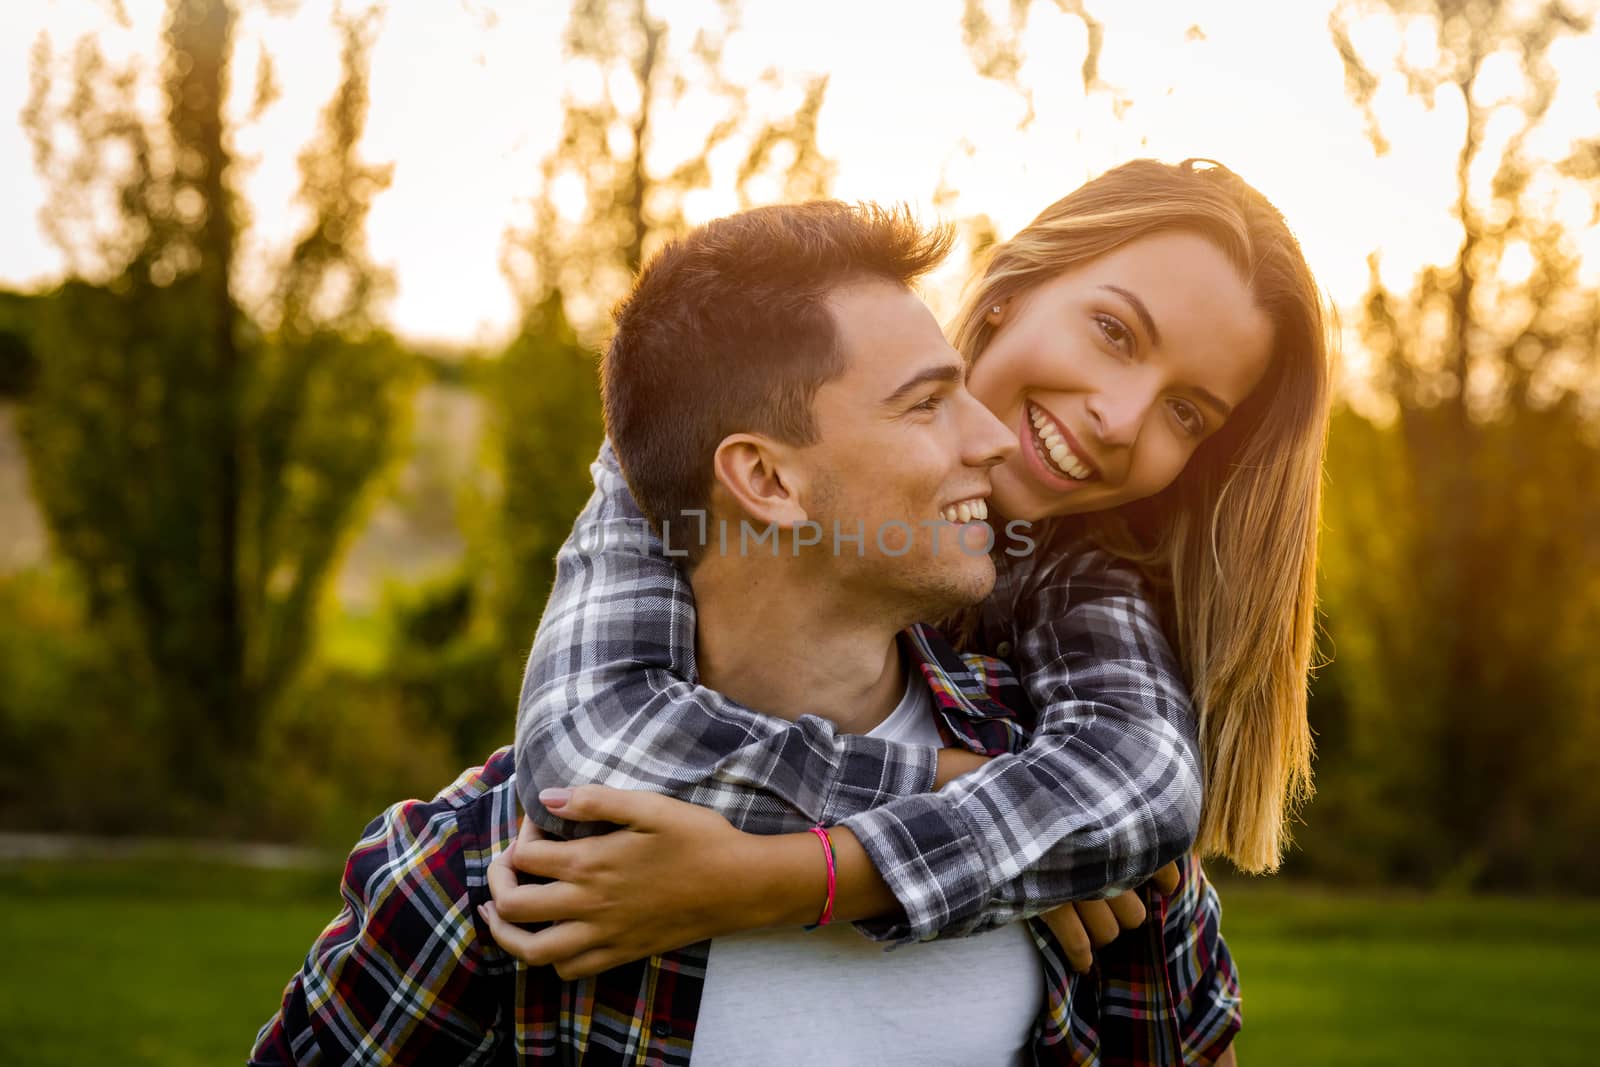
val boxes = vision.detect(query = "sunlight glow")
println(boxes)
[2,0,1597,348]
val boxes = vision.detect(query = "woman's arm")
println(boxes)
[836,549,1203,941]
[482,783,1167,978]
[517,444,1201,942]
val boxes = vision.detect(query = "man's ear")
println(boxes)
[711,434,810,529]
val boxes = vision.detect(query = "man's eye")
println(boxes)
[1171,398,1205,437]
[1094,314,1133,354]
[911,395,943,413]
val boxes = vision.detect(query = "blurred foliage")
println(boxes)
[0,569,170,834]
[960,0,1117,126]
[0,293,38,400]
[502,0,832,328]
[1298,0,1600,892]
[477,293,603,707]
[1,0,1598,901]
[455,0,838,727]
[15,0,413,816]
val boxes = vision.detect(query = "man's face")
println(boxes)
[794,279,1016,623]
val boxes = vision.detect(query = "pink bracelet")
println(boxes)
[809,825,837,926]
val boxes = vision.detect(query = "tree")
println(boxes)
[959,0,1116,127]
[1310,0,1600,888]
[478,0,834,700]
[20,0,411,813]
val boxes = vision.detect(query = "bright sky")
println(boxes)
[3,0,1598,359]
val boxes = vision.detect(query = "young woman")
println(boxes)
[486,159,1329,1054]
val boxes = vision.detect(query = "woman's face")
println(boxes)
[968,231,1275,522]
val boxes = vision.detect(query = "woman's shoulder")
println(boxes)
[999,521,1155,601]
[986,523,1178,660]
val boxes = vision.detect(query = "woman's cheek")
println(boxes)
[1149,442,1198,497]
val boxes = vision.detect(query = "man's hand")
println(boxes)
[1038,860,1182,974]
[481,786,762,979]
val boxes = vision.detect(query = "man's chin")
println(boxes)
[909,558,996,622]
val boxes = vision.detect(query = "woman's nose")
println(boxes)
[1085,386,1155,448]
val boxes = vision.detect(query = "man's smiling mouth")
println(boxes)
[940,497,988,524]
[1026,402,1098,481]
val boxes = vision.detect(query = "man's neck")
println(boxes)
[690,556,908,736]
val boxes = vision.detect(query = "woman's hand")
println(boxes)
[1039,861,1182,973]
[480,785,775,979]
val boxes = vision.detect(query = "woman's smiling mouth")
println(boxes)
[1025,401,1098,482]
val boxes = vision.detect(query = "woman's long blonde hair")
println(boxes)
[952,159,1332,873]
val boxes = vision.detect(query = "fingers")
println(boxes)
[486,850,593,924]
[540,783,668,827]
[477,901,604,969]
[550,947,625,981]
[1151,860,1181,896]
[1072,899,1121,949]
[505,833,586,881]
[1105,888,1147,931]
[515,814,545,847]
[487,847,522,900]
[1041,903,1094,974]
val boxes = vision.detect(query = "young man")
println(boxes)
[250,202,1237,1065]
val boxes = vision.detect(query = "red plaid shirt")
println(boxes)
[251,626,1238,1065]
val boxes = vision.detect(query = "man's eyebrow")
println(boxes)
[881,362,965,406]
[1100,285,1163,348]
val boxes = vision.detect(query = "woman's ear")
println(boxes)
[711,434,810,529]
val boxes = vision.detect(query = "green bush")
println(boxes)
[0,570,177,833]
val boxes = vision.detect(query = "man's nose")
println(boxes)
[960,391,1016,469]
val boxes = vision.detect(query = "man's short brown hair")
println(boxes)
[603,200,951,537]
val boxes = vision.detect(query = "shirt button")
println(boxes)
[996,641,1013,658]
[651,1022,673,1039]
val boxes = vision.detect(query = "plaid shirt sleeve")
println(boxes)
[1073,851,1240,1066]
[514,442,938,838]
[838,546,1203,941]
[1163,857,1242,1064]
[248,755,518,1066]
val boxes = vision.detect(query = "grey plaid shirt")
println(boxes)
[515,443,1202,942]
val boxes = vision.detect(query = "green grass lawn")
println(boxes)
[1216,879,1600,1064]
[3,856,1597,1065]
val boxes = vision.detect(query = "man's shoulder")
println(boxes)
[355,747,520,875]
[429,745,517,811]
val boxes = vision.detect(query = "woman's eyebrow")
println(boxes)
[1100,285,1162,347]
[1193,387,1234,419]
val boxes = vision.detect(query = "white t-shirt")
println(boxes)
[689,676,1044,1066]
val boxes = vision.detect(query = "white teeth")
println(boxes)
[941,498,988,523]
[1027,403,1095,482]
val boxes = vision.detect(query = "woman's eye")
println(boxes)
[1094,314,1133,354]
[1171,399,1205,437]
